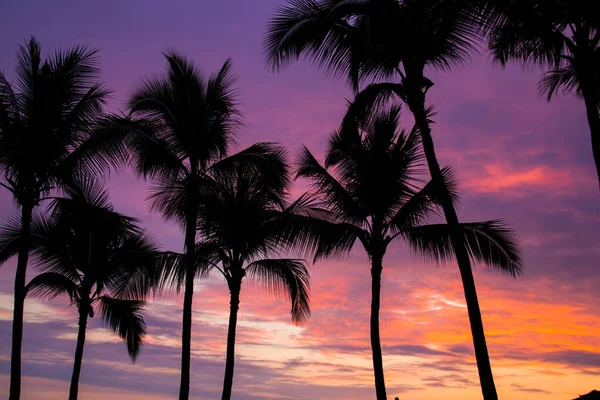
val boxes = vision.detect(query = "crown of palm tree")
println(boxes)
[161,146,311,323]
[127,51,241,175]
[295,105,522,274]
[0,37,110,205]
[0,179,160,359]
[484,0,599,100]
[264,0,480,91]
[290,105,520,400]
[87,50,300,400]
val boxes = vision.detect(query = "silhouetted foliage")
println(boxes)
[264,2,515,398]
[89,51,296,400]
[294,106,521,399]
[161,145,312,400]
[0,179,161,400]
[0,12,544,398]
[481,0,600,188]
[0,37,110,400]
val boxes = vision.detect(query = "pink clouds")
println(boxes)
[462,163,586,194]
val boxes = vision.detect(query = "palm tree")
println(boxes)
[0,37,110,400]
[95,51,290,400]
[481,0,600,189]
[263,1,509,398]
[294,105,521,400]
[162,146,310,400]
[0,179,160,400]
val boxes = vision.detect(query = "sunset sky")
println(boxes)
[1,1,599,399]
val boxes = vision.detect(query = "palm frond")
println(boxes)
[403,220,523,277]
[127,120,186,182]
[48,45,103,92]
[15,37,41,110]
[0,71,20,126]
[102,232,162,300]
[0,211,59,266]
[264,0,352,71]
[25,272,78,301]
[68,111,184,185]
[151,251,185,293]
[415,0,480,71]
[245,258,311,324]
[284,192,339,221]
[62,84,111,136]
[62,177,111,209]
[156,243,220,293]
[146,177,191,226]
[50,179,141,241]
[265,0,479,89]
[0,214,23,264]
[538,63,581,100]
[270,208,361,262]
[203,58,242,163]
[209,142,291,194]
[487,0,568,67]
[341,82,406,132]
[296,146,367,225]
[388,166,458,235]
[128,71,176,124]
[265,0,390,89]
[97,296,146,361]
[27,214,81,281]
[59,114,136,178]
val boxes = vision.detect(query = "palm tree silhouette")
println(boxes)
[93,51,292,400]
[263,1,508,398]
[482,0,600,188]
[0,37,110,400]
[162,146,310,400]
[295,106,521,400]
[0,179,160,400]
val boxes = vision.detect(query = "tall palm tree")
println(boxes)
[0,179,160,400]
[162,146,310,400]
[0,37,110,400]
[263,1,510,398]
[95,51,290,400]
[295,105,521,400]
[481,0,600,189]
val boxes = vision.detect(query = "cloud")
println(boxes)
[1,2,600,399]
[510,383,551,394]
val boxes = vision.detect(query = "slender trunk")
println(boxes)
[580,79,600,190]
[370,253,387,400]
[221,281,241,400]
[178,207,197,400]
[407,91,498,400]
[9,203,33,400]
[68,303,89,400]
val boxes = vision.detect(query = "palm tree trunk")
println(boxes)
[221,281,241,400]
[407,91,498,400]
[69,304,89,400]
[370,253,387,400]
[179,208,197,400]
[9,203,33,400]
[580,80,600,190]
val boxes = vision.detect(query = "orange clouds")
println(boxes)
[464,164,580,194]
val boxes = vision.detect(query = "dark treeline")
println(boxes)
[0,1,597,400]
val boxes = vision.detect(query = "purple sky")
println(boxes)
[1,1,599,399]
